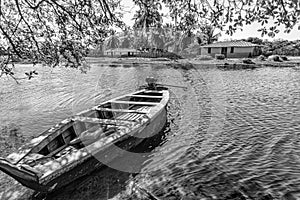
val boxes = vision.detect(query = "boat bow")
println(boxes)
[0,157,51,192]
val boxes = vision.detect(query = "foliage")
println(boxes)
[132,30,150,49]
[267,55,283,62]
[245,37,263,45]
[260,39,300,56]
[215,54,225,60]
[241,37,300,57]
[1,0,300,82]
[161,0,300,35]
[148,27,165,49]
[0,0,123,81]
[87,43,105,57]
[0,124,27,157]
[198,23,221,45]
[132,0,162,31]
[105,31,121,50]
[195,55,214,61]
[119,29,133,48]
[256,55,267,61]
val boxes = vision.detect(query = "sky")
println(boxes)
[120,0,299,41]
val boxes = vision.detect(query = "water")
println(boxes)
[0,62,300,199]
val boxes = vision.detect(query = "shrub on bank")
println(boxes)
[267,55,283,62]
[121,51,182,60]
[242,59,255,64]
[195,55,214,60]
[257,55,267,61]
[0,124,27,157]
[215,54,225,60]
[280,55,288,61]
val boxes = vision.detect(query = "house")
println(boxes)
[200,41,262,58]
[104,48,140,57]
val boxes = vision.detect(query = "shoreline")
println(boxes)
[8,56,300,69]
[86,56,300,69]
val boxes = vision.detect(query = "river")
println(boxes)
[0,61,299,199]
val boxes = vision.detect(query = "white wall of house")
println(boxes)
[201,46,256,58]
[104,50,139,57]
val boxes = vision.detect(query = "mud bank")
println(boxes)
[86,56,300,70]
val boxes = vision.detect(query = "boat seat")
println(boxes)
[55,146,78,157]
[70,127,116,146]
[27,153,45,160]
[72,116,132,126]
[94,108,148,114]
[24,153,55,166]
[110,101,159,106]
[127,95,162,99]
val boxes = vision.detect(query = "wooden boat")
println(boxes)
[0,78,169,192]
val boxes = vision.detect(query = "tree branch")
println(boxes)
[23,0,47,9]
[0,25,22,58]
[48,0,83,32]
[15,0,42,56]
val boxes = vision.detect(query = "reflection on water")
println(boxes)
[1,62,300,199]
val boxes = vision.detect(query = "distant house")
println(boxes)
[200,41,262,58]
[104,48,140,57]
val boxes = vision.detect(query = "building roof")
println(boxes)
[104,48,139,52]
[201,41,260,48]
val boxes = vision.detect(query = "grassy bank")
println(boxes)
[86,56,300,71]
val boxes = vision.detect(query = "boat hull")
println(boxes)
[0,88,169,193]
[40,106,167,191]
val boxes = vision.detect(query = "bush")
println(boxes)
[263,51,273,57]
[280,55,288,61]
[181,62,194,70]
[195,55,213,60]
[267,55,283,62]
[215,54,225,60]
[257,55,266,61]
[242,59,255,64]
[133,51,182,60]
[0,124,26,157]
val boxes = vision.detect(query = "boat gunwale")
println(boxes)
[3,88,169,191]
[39,89,169,184]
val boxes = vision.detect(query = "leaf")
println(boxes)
[268,32,275,38]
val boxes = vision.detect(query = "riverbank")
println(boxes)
[86,56,300,70]
[7,55,300,70]
[1,60,300,199]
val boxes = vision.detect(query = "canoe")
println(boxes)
[0,81,169,192]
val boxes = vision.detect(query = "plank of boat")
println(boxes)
[94,108,148,114]
[72,116,134,126]
[110,100,159,106]
[127,94,163,98]
[115,106,151,121]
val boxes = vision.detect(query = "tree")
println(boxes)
[0,0,122,82]
[162,0,300,35]
[119,29,132,48]
[132,29,149,49]
[245,37,263,45]
[149,27,165,50]
[132,0,162,31]
[1,0,300,81]
[198,23,221,45]
[104,31,120,49]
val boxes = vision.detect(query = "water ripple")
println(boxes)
[1,64,300,199]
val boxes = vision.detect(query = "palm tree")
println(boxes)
[149,27,164,50]
[104,31,120,50]
[199,23,221,45]
[119,29,132,48]
[133,1,162,31]
[132,1,162,50]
